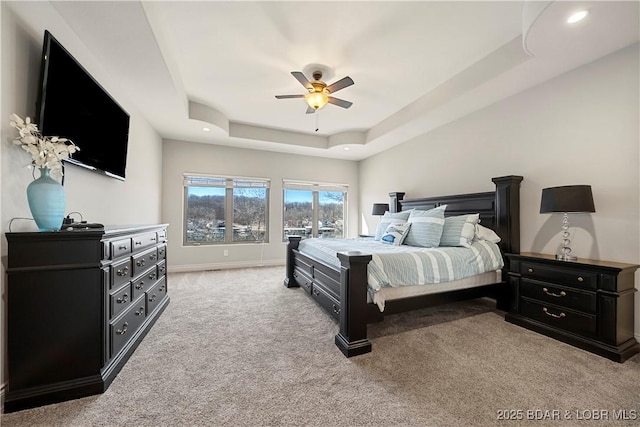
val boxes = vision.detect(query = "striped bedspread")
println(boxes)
[297,238,504,293]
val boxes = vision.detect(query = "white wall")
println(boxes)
[360,44,640,335]
[162,139,359,271]
[1,1,164,398]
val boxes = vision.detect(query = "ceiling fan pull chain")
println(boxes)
[315,110,319,132]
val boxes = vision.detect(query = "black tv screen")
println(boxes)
[36,30,130,181]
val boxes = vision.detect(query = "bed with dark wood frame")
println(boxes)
[284,175,522,357]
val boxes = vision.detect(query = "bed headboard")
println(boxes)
[389,175,522,255]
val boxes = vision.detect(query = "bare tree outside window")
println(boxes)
[283,184,347,240]
[184,176,269,245]
[185,187,225,243]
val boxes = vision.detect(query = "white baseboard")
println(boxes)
[167,259,285,273]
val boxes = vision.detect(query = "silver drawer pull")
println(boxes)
[135,306,144,316]
[332,304,340,315]
[149,273,157,280]
[543,307,566,319]
[542,288,566,298]
[116,293,129,304]
[136,281,144,290]
[150,254,157,260]
[116,266,129,276]
[527,268,533,273]
[118,245,128,250]
[136,259,146,267]
[149,294,157,302]
[577,277,584,282]
[116,322,128,335]
[312,289,319,296]
[135,241,142,246]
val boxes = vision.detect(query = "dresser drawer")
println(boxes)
[132,247,158,278]
[520,298,596,337]
[110,296,146,358]
[132,232,158,252]
[521,262,597,290]
[111,257,132,290]
[311,283,341,321]
[292,267,312,294]
[146,277,167,315]
[157,260,166,278]
[157,229,167,242]
[132,267,155,300]
[157,243,167,260]
[521,279,596,313]
[110,237,131,260]
[110,283,132,319]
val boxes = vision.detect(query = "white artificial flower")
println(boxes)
[9,113,79,175]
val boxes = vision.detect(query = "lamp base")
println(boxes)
[556,254,577,261]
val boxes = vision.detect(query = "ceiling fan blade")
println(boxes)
[291,71,313,90]
[275,94,305,99]
[306,106,316,114]
[327,96,353,109]
[325,76,354,94]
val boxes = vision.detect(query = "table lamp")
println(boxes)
[540,185,595,261]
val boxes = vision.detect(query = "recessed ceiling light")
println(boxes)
[567,10,589,24]
[202,127,211,132]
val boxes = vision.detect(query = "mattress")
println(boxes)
[297,237,504,311]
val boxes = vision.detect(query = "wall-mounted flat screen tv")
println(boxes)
[36,30,130,181]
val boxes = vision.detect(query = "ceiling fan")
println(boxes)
[275,71,354,114]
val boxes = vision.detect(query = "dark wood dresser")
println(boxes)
[505,252,639,362]
[4,224,169,412]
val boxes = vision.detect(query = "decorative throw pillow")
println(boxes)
[374,210,412,240]
[380,222,412,246]
[440,213,480,248]
[403,205,447,247]
[474,224,501,243]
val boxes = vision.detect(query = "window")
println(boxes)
[184,175,269,245]
[283,181,347,240]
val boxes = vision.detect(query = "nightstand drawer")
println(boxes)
[521,262,597,290]
[521,279,596,313]
[520,298,596,337]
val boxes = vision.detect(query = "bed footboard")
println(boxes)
[285,236,373,357]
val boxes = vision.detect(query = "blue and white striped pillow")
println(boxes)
[440,214,480,248]
[403,205,447,247]
[374,210,411,240]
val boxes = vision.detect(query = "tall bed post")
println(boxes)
[389,192,405,213]
[492,175,523,256]
[492,175,523,310]
[335,252,373,357]
[283,236,301,288]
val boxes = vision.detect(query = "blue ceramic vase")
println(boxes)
[27,167,66,231]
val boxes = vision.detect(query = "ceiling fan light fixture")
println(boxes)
[305,91,329,110]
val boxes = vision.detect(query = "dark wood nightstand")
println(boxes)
[505,252,639,363]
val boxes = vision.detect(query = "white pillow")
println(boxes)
[380,222,412,246]
[474,224,501,243]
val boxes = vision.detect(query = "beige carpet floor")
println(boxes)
[2,266,640,426]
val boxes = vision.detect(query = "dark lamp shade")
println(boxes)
[372,203,389,216]
[540,185,595,213]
